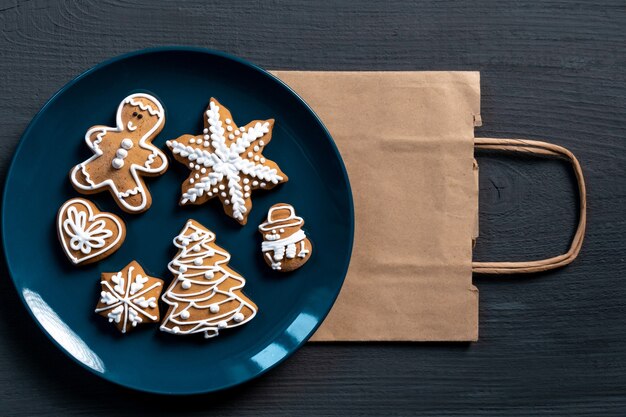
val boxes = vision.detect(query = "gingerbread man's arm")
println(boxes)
[145,147,168,172]
[85,126,110,151]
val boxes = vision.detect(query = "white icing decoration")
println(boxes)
[70,93,168,212]
[181,279,192,289]
[180,310,190,319]
[58,198,123,265]
[298,240,309,258]
[265,253,281,270]
[160,221,257,338]
[95,265,161,333]
[166,100,284,222]
[111,158,124,169]
[121,138,133,150]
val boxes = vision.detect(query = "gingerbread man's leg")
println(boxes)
[114,174,149,212]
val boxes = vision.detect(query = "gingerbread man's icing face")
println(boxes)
[118,96,162,136]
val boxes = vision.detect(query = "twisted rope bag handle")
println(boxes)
[472,138,587,274]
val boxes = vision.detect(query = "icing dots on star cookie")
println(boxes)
[259,203,312,272]
[95,261,164,334]
[166,98,288,225]
[160,219,257,339]
[57,198,126,265]
[70,93,168,213]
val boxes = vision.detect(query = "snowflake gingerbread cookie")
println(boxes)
[166,98,288,225]
[259,203,312,272]
[95,261,164,334]
[70,93,168,213]
[57,198,126,265]
[160,219,257,339]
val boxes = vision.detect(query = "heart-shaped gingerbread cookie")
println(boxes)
[57,198,126,265]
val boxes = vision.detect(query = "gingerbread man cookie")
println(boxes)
[166,98,288,225]
[70,93,168,213]
[259,204,312,272]
[95,261,164,334]
[160,220,257,339]
[57,198,126,265]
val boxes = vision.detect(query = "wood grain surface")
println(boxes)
[1,0,625,415]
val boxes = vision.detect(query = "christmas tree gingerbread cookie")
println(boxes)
[57,198,126,265]
[160,219,257,339]
[70,93,168,213]
[166,98,288,225]
[95,261,164,334]
[259,203,312,272]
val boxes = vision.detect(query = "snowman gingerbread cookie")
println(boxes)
[259,203,312,272]
[70,93,168,213]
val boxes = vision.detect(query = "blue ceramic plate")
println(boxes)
[2,48,353,394]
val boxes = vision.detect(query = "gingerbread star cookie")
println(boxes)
[166,98,288,225]
[95,261,164,334]
[160,220,257,339]
[57,198,126,265]
[70,93,168,213]
[259,203,312,272]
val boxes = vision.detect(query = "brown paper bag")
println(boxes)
[270,71,586,341]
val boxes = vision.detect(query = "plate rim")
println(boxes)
[1,46,355,395]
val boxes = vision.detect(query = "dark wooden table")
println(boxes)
[1,1,625,415]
